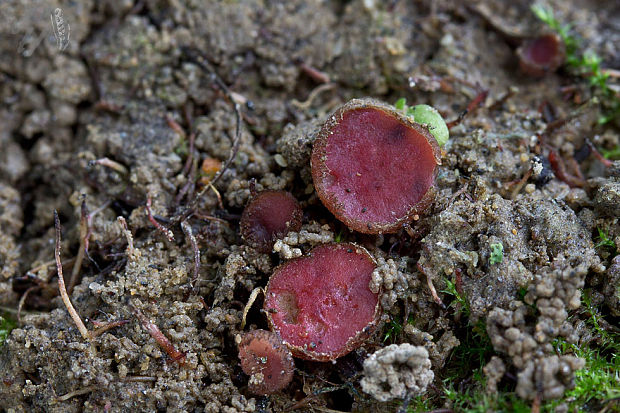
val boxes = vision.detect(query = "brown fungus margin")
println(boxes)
[264,243,381,361]
[311,98,442,234]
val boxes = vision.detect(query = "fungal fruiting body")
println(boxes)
[264,243,380,361]
[311,99,441,234]
[240,190,303,253]
[237,329,295,395]
[517,33,565,77]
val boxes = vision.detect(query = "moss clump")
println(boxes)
[0,314,16,347]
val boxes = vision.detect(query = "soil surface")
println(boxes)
[0,0,618,412]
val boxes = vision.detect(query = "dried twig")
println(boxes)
[69,198,109,292]
[240,287,263,329]
[548,149,585,187]
[145,196,174,241]
[291,83,337,110]
[17,286,39,325]
[132,305,186,365]
[116,216,134,256]
[446,89,489,130]
[54,211,91,341]
[417,262,445,308]
[56,385,98,402]
[181,220,200,288]
[182,47,242,199]
[586,138,614,168]
[88,158,128,175]
[91,319,129,337]
[510,168,533,199]
[298,61,331,83]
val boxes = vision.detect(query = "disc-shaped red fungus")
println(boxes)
[517,33,565,77]
[238,329,295,395]
[264,243,380,361]
[240,190,303,253]
[311,99,441,234]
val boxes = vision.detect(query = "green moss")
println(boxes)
[442,277,470,317]
[601,145,620,160]
[0,313,16,347]
[382,314,413,344]
[489,243,504,265]
[595,227,617,252]
[531,4,620,124]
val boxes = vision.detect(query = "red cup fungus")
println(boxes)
[517,33,565,77]
[264,243,380,361]
[240,190,303,253]
[237,329,295,395]
[311,98,441,234]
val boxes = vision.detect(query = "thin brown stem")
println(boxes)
[181,220,200,288]
[132,305,186,365]
[145,196,174,241]
[54,211,91,341]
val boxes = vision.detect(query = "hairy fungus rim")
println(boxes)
[237,329,295,395]
[239,189,303,253]
[264,242,381,361]
[311,98,441,234]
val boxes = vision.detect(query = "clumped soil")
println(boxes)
[0,0,619,412]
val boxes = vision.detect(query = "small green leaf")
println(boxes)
[394,97,407,111]
[411,104,450,147]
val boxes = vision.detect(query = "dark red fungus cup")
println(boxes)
[311,98,441,234]
[238,329,295,395]
[517,33,565,77]
[264,243,380,361]
[240,190,303,253]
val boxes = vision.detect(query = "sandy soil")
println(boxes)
[0,0,618,412]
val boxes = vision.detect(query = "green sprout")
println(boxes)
[395,98,449,147]
[442,277,470,317]
[595,228,617,251]
[383,314,413,343]
[601,145,620,160]
[489,243,503,265]
[531,4,620,124]
[0,314,16,347]
[333,229,344,243]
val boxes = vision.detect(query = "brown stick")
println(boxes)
[145,196,174,241]
[182,48,242,199]
[133,306,186,365]
[88,158,128,175]
[91,319,129,338]
[54,211,91,341]
[17,286,39,325]
[417,262,445,308]
[69,200,89,292]
[446,89,489,130]
[181,221,200,288]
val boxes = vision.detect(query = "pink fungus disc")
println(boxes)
[240,190,303,253]
[237,329,295,395]
[311,99,441,234]
[264,243,380,361]
[517,33,565,77]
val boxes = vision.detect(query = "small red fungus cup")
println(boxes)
[237,329,295,395]
[264,243,380,361]
[240,190,303,253]
[517,33,565,77]
[311,98,441,234]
